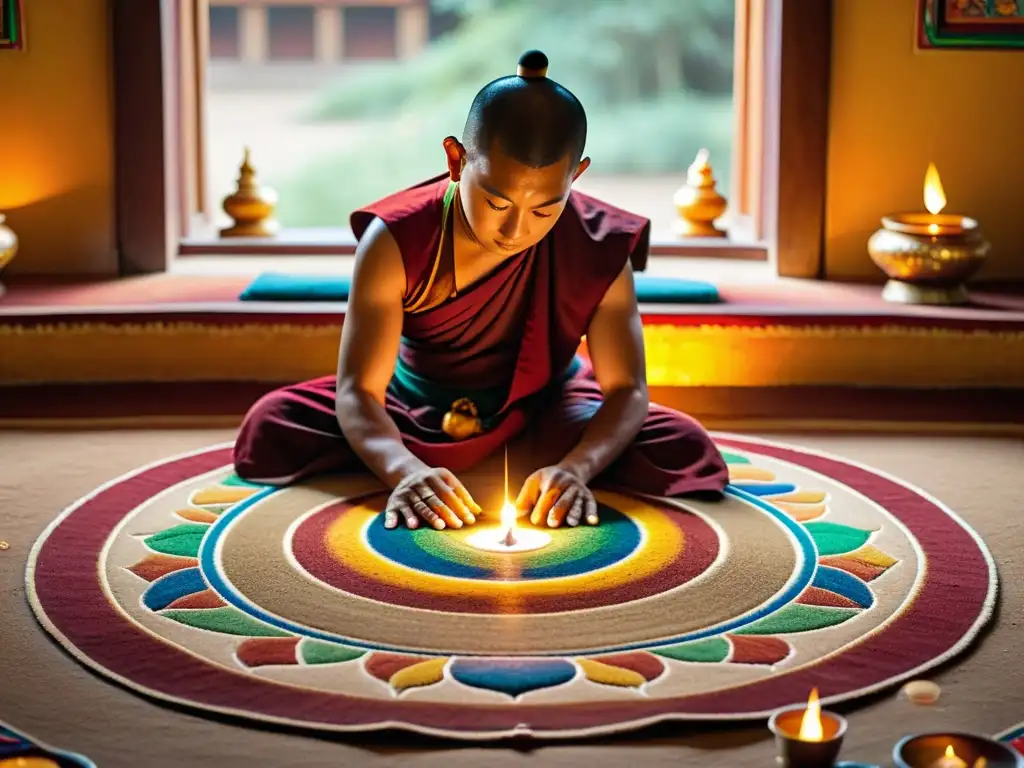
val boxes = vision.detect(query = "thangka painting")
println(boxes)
[0,0,24,50]
[919,0,1024,48]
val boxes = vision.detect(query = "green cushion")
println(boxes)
[239,272,720,304]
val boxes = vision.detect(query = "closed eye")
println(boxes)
[532,211,552,219]
[487,199,509,212]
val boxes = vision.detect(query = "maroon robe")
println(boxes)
[233,174,727,496]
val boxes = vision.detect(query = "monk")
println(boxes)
[234,51,728,531]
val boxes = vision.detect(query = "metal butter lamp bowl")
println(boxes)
[892,732,1022,767]
[867,163,990,306]
[0,213,19,299]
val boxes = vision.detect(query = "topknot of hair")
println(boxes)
[516,50,548,78]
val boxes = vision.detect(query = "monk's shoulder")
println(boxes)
[349,174,447,243]
[554,189,651,272]
[350,174,449,294]
[350,216,406,299]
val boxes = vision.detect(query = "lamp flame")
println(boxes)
[798,688,824,742]
[924,162,947,215]
[501,499,518,532]
[500,447,518,535]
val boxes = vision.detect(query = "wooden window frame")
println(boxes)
[114,0,831,278]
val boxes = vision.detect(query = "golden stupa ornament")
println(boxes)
[0,213,19,299]
[673,148,728,238]
[220,147,279,238]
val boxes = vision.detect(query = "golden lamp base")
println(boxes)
[867,216,990,308]
[880,279,971,306]
[219,220,279,238]
[672,219,727,239]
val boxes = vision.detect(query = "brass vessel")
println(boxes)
[867,214,990,305]
[0,214,19,299]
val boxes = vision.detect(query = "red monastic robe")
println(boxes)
[233,174,727,496]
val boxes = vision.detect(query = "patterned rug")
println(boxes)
[26,435,997,740]
[0,719,96,766]
[998,723,1024,757]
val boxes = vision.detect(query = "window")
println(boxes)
[196,0,739,245]
[113,0,831,275]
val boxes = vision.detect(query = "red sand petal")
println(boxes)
[728,635,792,665]
[797,586,861,609]
[236,638,300,668]
[590,652,666,682]
[165,588,226,610]
[364,653,427,684]
[126,553,198,582]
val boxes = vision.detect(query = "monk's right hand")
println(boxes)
[384,467,482,531]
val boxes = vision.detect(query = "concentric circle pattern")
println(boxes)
[285,494,722,617]
[27,436,996,739]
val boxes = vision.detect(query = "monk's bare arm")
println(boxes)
[335,218,427,487]
[558,264,650,483]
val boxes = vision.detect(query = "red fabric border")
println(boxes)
[29,440,993,734]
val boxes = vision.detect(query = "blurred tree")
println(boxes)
[278,0,735,227]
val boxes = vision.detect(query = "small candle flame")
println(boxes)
[798,688,824,742]
[500,499,517,533]
[924,162,947,215]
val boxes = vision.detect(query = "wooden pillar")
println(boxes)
[315,4,343,63]
[396,1,428,59]
[239,4,267,64]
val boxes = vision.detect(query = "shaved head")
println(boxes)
[462,51,588,169]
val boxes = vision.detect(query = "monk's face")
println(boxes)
[444,137,589,255]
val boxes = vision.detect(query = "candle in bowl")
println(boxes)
[893,732,1022,768]
[464,498,552,553]
[768,688,849,768]
[867,163,990,305]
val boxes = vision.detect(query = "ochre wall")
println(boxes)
[0,0,115,275]
[826,0,1024,281]
[2,0,1021,281]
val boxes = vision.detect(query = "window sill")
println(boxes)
[170,252,779,284]
[178,228,768,261]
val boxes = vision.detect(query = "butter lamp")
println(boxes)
[0,213,19,298]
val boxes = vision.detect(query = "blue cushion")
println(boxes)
[238,271,720,304]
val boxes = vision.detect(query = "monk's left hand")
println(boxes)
[516,465,599,528]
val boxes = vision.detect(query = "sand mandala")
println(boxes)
[27,435,996,739]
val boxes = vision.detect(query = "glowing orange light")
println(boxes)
[924,162,947,216]
[798,688,824,742]
[501,448,517,534]
[933,744,969,768]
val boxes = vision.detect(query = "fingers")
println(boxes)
[412,483,458,529]
[515,472,540,515]
[530,486,561,527]
[428,475,476,526]
[384,501,419,530]
[585,495,599,526]
[439,469,483,516]
[566,495,585,527]
[547,487,577,528]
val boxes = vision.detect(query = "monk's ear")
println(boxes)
[443,136,466,181]
[573,156,591,182]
